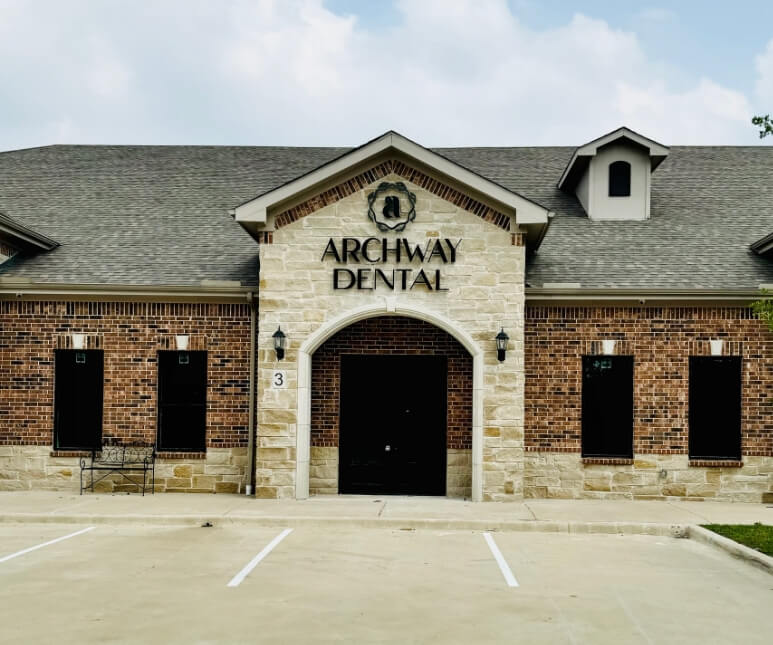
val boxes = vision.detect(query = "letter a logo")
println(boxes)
[382,195,400,219]
[367,182,417,232]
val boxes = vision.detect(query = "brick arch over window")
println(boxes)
[310,316,472,451]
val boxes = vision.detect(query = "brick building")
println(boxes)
[0,128,771,502]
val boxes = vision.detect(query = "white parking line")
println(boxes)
[227,528,293,588]
[483,532,519,587]
[0,527,96,564]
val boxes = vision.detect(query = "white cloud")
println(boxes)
[615,79,751,143]
[0,0,767,148]
[755,38,773,106]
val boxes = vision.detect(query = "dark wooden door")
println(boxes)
[689,356,741,460]
[54,350,104,450]
[339,355,447,495]
[581,355,634,458]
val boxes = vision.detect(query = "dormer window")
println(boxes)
[608,161,631,197]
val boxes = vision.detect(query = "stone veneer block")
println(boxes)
[309,446,339,495]
[258,172,525,501]
[446,448,472,498]
[523,452,773,502]
[0,446,248,494]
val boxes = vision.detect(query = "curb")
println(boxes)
[0,513,689,537]
[688,525,773,575]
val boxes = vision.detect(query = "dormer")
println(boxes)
[0,211,59,266]
[558,127,669,221]
[751,231,773,260]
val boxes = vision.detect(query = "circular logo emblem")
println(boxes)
[366,181,417,232]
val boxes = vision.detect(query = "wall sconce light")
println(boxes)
[175,335,189,351]
[71,334,86,350]
[273,326,286,361]
[495,328,509,362]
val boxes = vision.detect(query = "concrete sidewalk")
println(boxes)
[1,491,770,534]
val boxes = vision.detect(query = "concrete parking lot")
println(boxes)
[1,522,771,644]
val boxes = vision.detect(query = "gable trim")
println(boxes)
[751,231,773,256]
[232,131,550,227]
[0,211,59,252]
[273,158,511,232]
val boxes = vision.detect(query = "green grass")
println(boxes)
[702,523,773,557]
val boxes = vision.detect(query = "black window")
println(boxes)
[582,356,634,458]
[157,351,207,452]
[609,160,631,197]
[689,357,741,460]
[54,350,103,450]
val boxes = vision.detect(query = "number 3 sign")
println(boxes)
[271,370,287,389]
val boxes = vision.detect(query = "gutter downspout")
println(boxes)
[246,291,258,496]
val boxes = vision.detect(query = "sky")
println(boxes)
[1,0,772,150]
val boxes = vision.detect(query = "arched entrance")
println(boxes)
[295,302,484,501]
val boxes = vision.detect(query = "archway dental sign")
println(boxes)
[321,237,462,291]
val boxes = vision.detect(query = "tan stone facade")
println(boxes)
[524,452,773,503]
[256,166,525,501]
[446,448,472,498]
[0,446,248,493]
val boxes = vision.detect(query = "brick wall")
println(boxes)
[524,306,773,457]
[310,316,472,450]
[0,300,252,449]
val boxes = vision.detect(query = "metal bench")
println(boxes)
[80,442,156,495]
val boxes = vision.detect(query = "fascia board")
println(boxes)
[233,131,550,226]
[0,220,60,251]
[0,281,255,302]
[389,134,549,224]
[751,231,773,255]
[575,128,670,158]
[526,287,760,303]
[518,209,553,225]
[234,133,395,223]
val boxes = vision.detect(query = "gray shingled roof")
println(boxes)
[0,143,771,289]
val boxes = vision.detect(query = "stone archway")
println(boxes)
[296,301,484,501]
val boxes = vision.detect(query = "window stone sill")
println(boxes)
[156,451,207,460]
[50,450,91,458]
[689,460,743,468]
[582,457,634,466]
